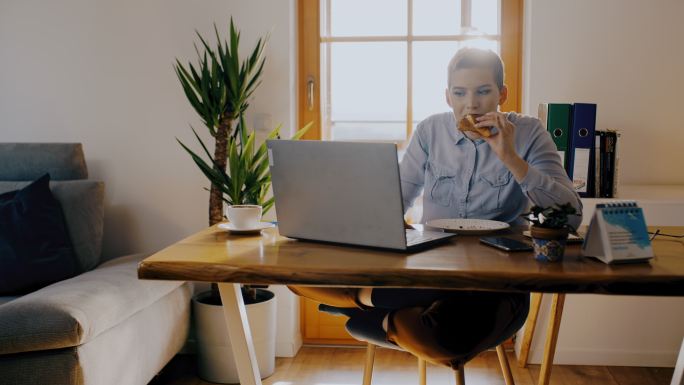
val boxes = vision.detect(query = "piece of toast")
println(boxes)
[458,114,492,137]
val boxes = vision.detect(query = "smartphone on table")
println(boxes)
[479,237,533,252]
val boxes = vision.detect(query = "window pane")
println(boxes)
[413,0,461,36]
[471,0,499,35]
[330,42,406,122]
[462,38,498,51]
[413,41,461,121]
[331,122,406,142]
[329,0,407,37]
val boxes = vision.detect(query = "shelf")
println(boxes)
[580,185,684,226]
[618,184,684,202]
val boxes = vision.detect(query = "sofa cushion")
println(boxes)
[0,253,186,354]
[0,283,192,385]
[0,179,104,271]
[0,174,80,295]
[0,347,82,385]
[0,143,88,181]
[0,297,17,306]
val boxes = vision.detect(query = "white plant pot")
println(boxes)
[193,289,277,384]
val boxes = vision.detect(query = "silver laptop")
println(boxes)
[266,140,455,251]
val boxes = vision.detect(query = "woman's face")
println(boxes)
[445,67,507,139]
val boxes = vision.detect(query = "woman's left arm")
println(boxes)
[478,112,583,228]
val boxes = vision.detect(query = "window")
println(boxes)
[298,0,522,143]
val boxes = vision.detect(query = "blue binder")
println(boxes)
[568,103,597,197]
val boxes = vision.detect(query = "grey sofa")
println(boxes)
[0,143,192,385]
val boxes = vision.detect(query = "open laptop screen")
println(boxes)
[267,140,408,249]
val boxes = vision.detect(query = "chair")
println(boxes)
[517,292,565,385]
[362,342,514,385]
[320,304,518,385]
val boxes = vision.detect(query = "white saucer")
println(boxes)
[425,218,510,235]
[218,222,275,235]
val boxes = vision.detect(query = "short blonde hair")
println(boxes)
[447,47,505,90]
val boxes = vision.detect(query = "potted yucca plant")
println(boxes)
[174,19,308,384]
[175,18,266,227]
[521,203,579,262]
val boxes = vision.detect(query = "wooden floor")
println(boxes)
[150,346,674,385]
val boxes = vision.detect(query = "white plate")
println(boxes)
[425,218,510,235]
[218,222,275,235]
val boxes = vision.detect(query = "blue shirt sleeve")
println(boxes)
[518,122,583,229]
[399,122,429,213]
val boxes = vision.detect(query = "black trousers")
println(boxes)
[288,286,530,369]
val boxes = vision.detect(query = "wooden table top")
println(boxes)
[138,225,684,296]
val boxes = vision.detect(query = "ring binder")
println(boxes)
[568,103,597,197]
[538,103,572,172]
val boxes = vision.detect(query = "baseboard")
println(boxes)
[180,336,301,358]
[180,334,302,357]
[277,333,303,358]
[525,347,679,367]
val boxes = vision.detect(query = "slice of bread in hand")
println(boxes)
[458,114,492,137]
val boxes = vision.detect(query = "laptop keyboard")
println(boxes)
[406,229,447,246]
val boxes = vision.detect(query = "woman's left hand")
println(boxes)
[476,112,529,182]
[475,112,518,163]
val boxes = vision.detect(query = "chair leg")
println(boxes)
[496,345,515,385]
[670,337,684,385]
[518,292,543,368]
[538,293,565,385]
[454,362,465,385]
[362,343,377,385]
[418,358,427,385]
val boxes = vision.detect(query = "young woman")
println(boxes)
[289,47,582,368]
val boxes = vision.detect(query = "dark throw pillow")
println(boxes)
[0,173,79,295]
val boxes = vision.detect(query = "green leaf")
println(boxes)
[244,60,266,93]
[243,132,255,165]
[177,138,224,187]
[175,60,202,96]
[292,121,313,140]
[262,196,275,215]
[248,38,263,69]
[196,30,219,64]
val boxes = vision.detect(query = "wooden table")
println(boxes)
[138,225,684,385]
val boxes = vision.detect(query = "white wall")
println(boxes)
[521,0,684,366]
[0,0,300,357]
[523,0,684,185]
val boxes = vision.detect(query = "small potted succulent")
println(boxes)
[521,203,579,262]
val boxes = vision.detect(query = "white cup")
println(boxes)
[225,205,262,229]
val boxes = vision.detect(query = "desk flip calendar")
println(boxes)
[582,201,654,264]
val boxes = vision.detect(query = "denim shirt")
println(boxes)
[399,112,582,227]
